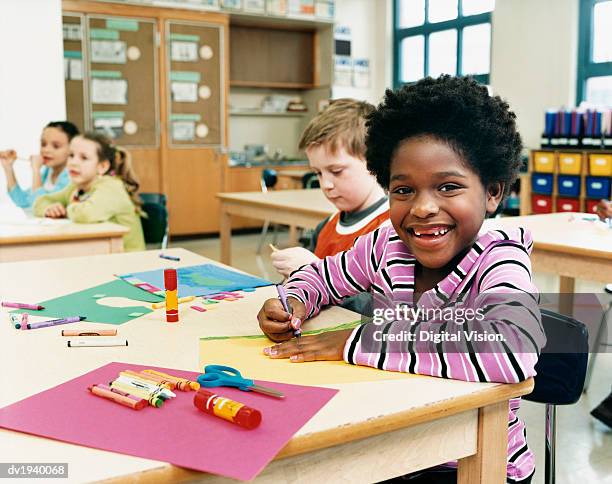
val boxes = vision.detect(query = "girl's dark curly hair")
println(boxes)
[365,75,523,196]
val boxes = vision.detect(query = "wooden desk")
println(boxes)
[0,249,533,483]
[277,169,311,189]
[0,219,128,262]
[218,189,336,265]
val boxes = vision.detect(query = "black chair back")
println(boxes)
[261,169,277,189]
[139,193,169,246]
[302,172,320,189]
[524,309,588,405]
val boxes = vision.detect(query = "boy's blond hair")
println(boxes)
[299,98,374,159]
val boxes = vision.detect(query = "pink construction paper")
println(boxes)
[0,362,338,481]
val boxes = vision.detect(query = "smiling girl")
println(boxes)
[1,121,79,208]
[257,76,545,483]
[33,132,145,252]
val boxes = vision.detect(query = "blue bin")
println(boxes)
[585,177,611,199]
[532,173,554,195]
[557,175,581,197]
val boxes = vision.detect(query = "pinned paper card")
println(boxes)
[199,322,414,385]
[11,280,162,325]
[0,362,338,481]
[117,264,272,298]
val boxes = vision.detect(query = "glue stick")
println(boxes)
[164,268,179,323]
[193,389,261,430]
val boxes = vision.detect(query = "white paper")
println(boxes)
[69,59,83,80]
[172,121,195,141]
[334,56,352,87]
[90,40,127,64]
[171,81,198,102]
[353,58,370,88]
[93,117,124,139]
[91,78,128,105]
[171,41,198,62]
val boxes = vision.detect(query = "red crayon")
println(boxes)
[194,389,261,430]
[164,268,179,323]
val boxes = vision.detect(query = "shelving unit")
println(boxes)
[522,149,612,215]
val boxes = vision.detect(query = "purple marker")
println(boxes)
[276,285,300,338]
[27,316,86,330]
[159,253,180,261]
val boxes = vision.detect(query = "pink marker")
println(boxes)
[191,305,207,312]
[2,302,44,310]
[20,313,29,331]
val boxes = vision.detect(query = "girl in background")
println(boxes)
[33,132,145,252]
[1,121,79,208]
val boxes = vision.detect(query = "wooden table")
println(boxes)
[0,249,533,483]
[277,169,311,189]
[218,189,336,265]
[484,212,612,313]
[0,219,128,262]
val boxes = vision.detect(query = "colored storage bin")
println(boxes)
[532,173,554,194]
[558,153,582,175]
[532,194,552,214]
[556,197,580,213]
[585,176,611,199]
[589,153,612,176]
[557,175,581,197]
[533,152,555,173]
[586,199,601,214]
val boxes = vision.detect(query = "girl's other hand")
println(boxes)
[30,154,43,171]
[270,247,319,277]
[263,329,354,362]
[43,203,67,219]
[257,296,306,342]
[0,150,17,169]
[596,199,612,221]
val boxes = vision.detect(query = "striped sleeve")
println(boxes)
[343,238,546,384]
[284,227,385,319]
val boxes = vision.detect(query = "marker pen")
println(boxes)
[1,302,44,310]
[67,337,128,347]
[61,329,117,336]
[28,316,86,330]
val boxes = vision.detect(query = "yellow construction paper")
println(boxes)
[199,335,413,385]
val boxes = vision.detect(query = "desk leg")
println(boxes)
[288,225,298,246]
[559,276,576,316]
[457,401,507,484]
[220,208,232,265]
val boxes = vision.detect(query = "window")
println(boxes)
[577,0,612,105]
[394,0,494,87]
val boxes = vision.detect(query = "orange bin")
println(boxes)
[589,153,612,176]
[558,153,582,175]
[533,152,555,173]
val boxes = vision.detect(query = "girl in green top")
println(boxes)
[33,132,146,252]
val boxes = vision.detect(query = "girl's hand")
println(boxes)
[257,296,306,342]
[263,329,354,362]
[596,199,612,221]
[0,150,17,169]
[43,203,67,218]
[271,247,319,277]
[30,154,43,171]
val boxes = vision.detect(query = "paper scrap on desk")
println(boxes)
[0,362,338,481]
[117,264,272,298]
[200,322,414,385]
[11,280,162,325]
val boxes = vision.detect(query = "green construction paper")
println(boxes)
[11,280,163,325]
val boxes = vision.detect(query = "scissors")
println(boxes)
[197,365,284,399]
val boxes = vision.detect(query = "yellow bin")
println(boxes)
[589,154,612,176]
[533,152,555,173]
[558,153,582,175]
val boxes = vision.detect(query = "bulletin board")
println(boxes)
[87,16,159,147]
[166,20,224,147]
[63,14,87,133]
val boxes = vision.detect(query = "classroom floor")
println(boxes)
[174,230,612,484]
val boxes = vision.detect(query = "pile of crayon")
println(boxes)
[88,369,200,410]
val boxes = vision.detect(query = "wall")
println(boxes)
[490,0,579,150]
[0,0,66,207]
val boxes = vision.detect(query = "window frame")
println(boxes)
[393,0,493,88]
[577,0,612,103]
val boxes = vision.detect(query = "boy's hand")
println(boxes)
[257,296,306,342]
[596,199,612,221]
[263,329,354,362]
[30,154,43,171]
[271,247,319,277]
[0,150,17,169]
[43,203,67,218]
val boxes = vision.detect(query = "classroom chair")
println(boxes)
[256,169,279,254]
[140,192,169,249]
[301,172,320,189]
[583,284,612,393]
[524,309,589,484]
